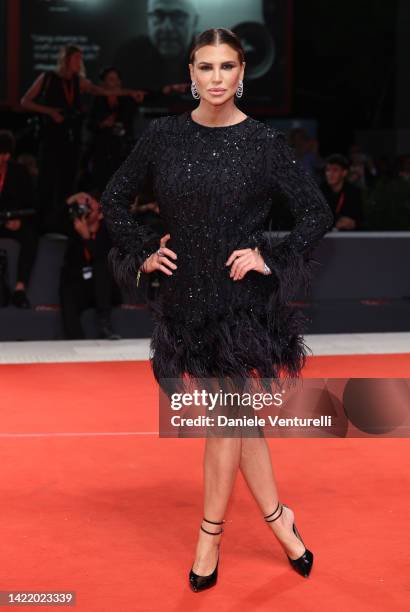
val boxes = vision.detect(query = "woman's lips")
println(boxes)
[208,89,226,95]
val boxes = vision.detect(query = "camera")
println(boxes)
[68,201,91,220]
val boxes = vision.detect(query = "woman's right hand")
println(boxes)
[48,108,64,123]
[140,233,177,275]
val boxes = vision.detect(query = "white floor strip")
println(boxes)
[305,332,410,356]
[0,333,408,365]
[0,431,159,437]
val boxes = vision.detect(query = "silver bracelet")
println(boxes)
[255,247,272,276]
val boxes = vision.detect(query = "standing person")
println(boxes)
[101,29,333,592]
[86,67,138,192]
[20,45,146,234]
[0,131,38,309]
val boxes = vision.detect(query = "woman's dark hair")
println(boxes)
[99,66,122,82]
[189,28,245,65]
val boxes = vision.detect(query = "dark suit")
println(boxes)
[59,219,121,338]
[0,161,38,285]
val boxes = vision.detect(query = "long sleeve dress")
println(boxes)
[101,111,334,394]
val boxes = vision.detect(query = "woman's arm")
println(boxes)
[20,73,62,122]
[254,129,334,302]
[100,119,162,288]
[80,78,146,102]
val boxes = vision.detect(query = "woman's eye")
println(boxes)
[199,65,235,70]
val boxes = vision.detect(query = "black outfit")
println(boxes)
[321,181,363,229]
[86,95,137,191]
[59,219,121,339]
[0,161,38,286]
[101,112,333,393]
[36,71,83,233]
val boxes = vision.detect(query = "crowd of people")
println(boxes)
[278,126,410,232]
[0,43,409,339]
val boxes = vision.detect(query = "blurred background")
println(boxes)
[0,0,409,341]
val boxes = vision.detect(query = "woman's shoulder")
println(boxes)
[248,117,283,138]
[142,113,183,138]
[240,116,286,149]
[146,112,284,143]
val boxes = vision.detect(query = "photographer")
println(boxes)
[0,130,38,308]
[59,191,122,339]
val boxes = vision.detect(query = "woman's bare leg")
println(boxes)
[239,437,306,559]
[192,436,242,575]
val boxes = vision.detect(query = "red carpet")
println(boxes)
[0,354,409,611]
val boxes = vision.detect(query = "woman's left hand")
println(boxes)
[225,247,269,281]
[130,89,148,103]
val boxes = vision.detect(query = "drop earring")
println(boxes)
[191,81,200,99]
[236,80,244,98]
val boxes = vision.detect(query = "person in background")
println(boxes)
[347,143,378,191]
[288,127,324,182]
[86,67,138,192]
[321,154,363,230]
[20,44,146,234]
[16,153,39,186]
[114,0,196,100]
[0,131,38,308]
[366,154,410,230]
[59,191,122,339]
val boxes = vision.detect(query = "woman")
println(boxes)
[101,28,333,592]
[86,67,138,192]
[21,45,145,233]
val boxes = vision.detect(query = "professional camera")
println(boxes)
[67,201,91,220]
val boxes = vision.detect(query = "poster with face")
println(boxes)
[19,0,291,112]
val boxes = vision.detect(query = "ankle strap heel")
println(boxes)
[200,517,225,535]
[189,517,225,592]
[263,501,283,523]
[264,501,314,578]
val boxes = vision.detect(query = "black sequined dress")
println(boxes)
[101,111,333,393]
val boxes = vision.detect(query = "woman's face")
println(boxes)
[104,71,122,90]
[68,51,83,74]
[189,44,245,106]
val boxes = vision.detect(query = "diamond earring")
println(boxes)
[236,80,244,98]
[191,81,200,99]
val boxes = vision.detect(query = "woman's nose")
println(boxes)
[212,69,222,82]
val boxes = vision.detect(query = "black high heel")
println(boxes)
[264,501,314,578]
[189,517,225,592]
